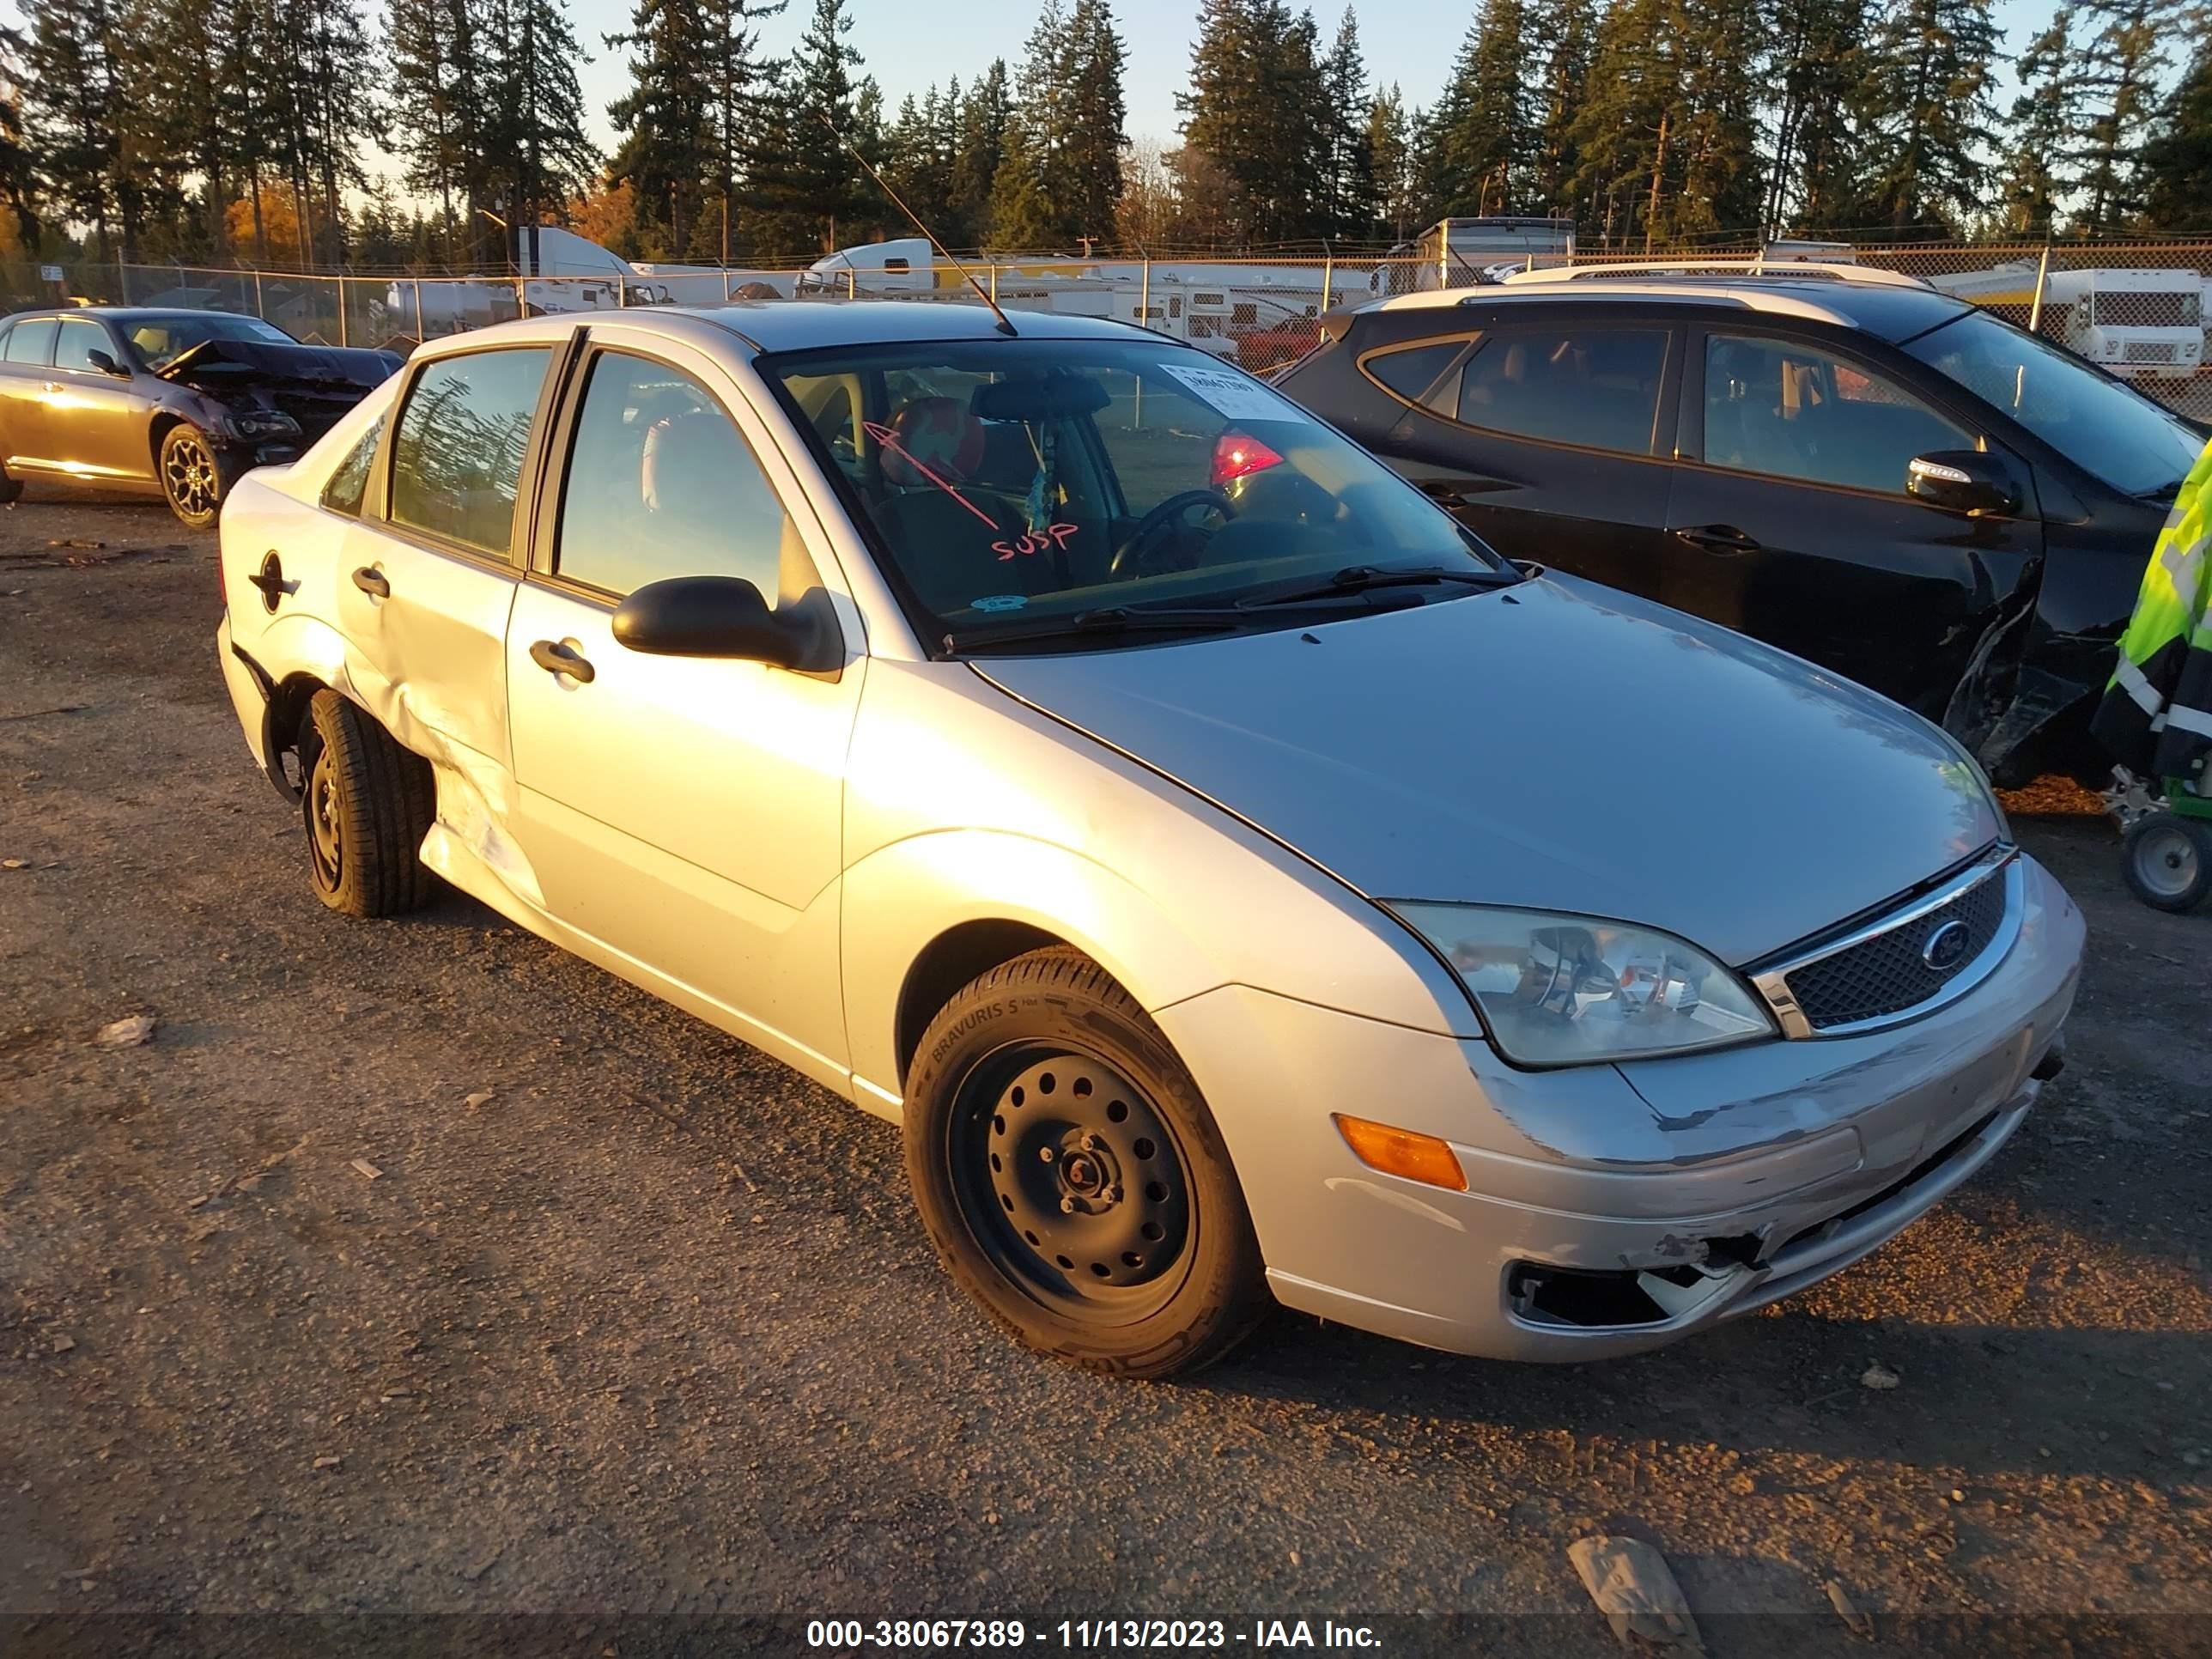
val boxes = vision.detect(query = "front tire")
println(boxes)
[0,457,22,505]
[297,690,438,918]
[903,947,1267,1378]
[159,422,228,527]
[2124,813,2212,913]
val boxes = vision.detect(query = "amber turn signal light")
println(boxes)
[1332,1114,1468,1192]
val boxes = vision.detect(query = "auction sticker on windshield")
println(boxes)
[1157,363,1311,425]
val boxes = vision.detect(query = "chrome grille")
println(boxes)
[1782,865,2008,1030]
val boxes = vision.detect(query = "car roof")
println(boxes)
[1367,277,1973,343]
[680,298,1153,352]
[3,307,268,324]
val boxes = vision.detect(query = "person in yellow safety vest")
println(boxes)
[2092,435,2212,793]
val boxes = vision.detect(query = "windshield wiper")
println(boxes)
[941,605,1249,654]
[1236,563,1523,610]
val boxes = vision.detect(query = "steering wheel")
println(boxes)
[1109,489,1237,579]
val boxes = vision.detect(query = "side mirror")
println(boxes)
[611,575,805,667]
[86,347,128,377]
[1906,450,2020,517]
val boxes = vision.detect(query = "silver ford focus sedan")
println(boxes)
[214,302,2083,1377]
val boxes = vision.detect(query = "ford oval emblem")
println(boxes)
[1922,918,1972,971]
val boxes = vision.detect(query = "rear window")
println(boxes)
[1360,340,1470,411]
[4,318,57,365]
[388,349,550,556]
[1456,326,1670,455]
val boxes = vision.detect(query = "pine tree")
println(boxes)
[1529,0,1595,217]
[1319,9,1376,238]
[1765,0,1866,231]
[751,0,872,252]
[2140,35,2212,229]
[1427,0,1534,217]
[1176,0,1272,241]
[1566,0,1679,246]
[1060,0,1129,245]
[1850,0,2002,232]
[1996,9,2087,235]
[988,118,1059,246]
[951,61,1010,246]
[386,0,477,261]
[700,0,781,260]
[605,0,714,255]
[482,0,600,236]
[18,0,126,255]
[2072,0,2185,230]
[1668,0,1765,238]
[1366,84,1418,240]
[0,25,42,247]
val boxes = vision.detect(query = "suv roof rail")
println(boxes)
[1495,258,1932,292]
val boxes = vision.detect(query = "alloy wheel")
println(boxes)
[163,433,218,520]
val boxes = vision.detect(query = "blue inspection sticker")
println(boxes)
[971,594,1029,613]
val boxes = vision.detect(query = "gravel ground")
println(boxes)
[3,490,2209,1657]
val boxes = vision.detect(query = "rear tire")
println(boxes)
[902,946,1267,1378]
[0,457,21,505]
[297,690,438,918]
[2124,813,2211,913]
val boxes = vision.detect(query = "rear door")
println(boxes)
[1666,326,2042,714]
[1360,314,1682,599]
[0,317,61,468]
[333,342,560,777]
[47,317,150,482]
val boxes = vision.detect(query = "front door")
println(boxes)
[1666,328,2043,714]
[503,335,863,1075]
[1370,319,1682,599]
[46,317,151,483]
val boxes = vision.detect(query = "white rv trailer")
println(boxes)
[1923,260,2206,380]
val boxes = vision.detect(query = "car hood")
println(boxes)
[973,577,2002,966]
[158,337,402,391]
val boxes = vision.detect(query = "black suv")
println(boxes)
[1276,268,2202,784]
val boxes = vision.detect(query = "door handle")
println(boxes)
[42,380,62,393]
[350,566,390,598]
[1674,524,1763,555]
[530,638,596,684]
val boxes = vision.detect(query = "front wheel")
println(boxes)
[2124,813,2212,913]
[903,947,1267,1378]
[159,422,228,527]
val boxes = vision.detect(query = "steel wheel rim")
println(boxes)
[164,434,217,518]
[2134,821,2200,900]
[947,1042,1196,1324]
[306,744,343,892]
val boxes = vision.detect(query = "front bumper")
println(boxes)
[1153,853,2084,1362]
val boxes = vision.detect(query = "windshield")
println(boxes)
[1903,309,2202,497]
[761,337,1502,648]
[127,313,297,371]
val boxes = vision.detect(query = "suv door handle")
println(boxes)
[1418,477,1509,503]
[351,566,390,598]
[41,380,62,393]
[1674,524,1763,555]
[529,638,596,684]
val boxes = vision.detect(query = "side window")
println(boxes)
[554,351,799,601]
[320,415,386,518]
[1361,339,1472,412]
[1455,326,1670,455]
[53,319,112,372]
[1703,334,1972,495]
[3,319,58,365]
[388,348,550,556]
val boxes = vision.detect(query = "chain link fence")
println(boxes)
[10,242,2212,419]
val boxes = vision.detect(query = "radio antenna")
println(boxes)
[815,112,1018,337]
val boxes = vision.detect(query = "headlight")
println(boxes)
[1390,903,1776,1066]
[225,409,301,440]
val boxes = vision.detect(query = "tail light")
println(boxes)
[1210,429,1285,489]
